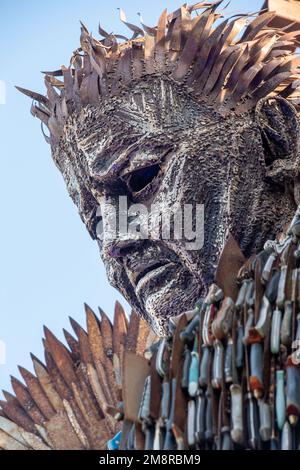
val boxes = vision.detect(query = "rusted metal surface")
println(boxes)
[0,302,154,449]
[262,0,300,30]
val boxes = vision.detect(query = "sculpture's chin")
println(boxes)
[105,253,203,335]
[140,270,201,334]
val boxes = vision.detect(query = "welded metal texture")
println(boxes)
[0,303,155,449]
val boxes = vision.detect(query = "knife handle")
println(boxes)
[276,370,286,431]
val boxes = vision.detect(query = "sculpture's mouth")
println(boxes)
[135,261,174,296]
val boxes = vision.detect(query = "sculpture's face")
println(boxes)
[59,78,297,335]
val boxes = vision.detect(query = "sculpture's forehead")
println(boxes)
[73,78,219,141]
[65,78,247,181]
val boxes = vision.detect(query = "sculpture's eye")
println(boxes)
[125,163,161,197]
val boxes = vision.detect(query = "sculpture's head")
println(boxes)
[19,3,300,335]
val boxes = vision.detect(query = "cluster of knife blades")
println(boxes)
[120,206,300,450]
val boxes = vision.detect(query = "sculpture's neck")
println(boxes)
[208,181,296,300]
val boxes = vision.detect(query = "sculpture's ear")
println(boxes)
[255,96,300,186]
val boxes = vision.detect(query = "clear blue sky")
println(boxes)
[0,0,262,394]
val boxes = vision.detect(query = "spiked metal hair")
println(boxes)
[17,1,300,148]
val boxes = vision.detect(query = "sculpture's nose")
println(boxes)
[103,216,151,260]
[98,195,147,259]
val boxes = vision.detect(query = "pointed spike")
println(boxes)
[44,327,77,385]
[63,328,80,360]
[85,304,117,404]
[41,69,63,77]
[114,33,129,41]
[125,311,140,353]
[79,20,89,34]
[113,301,128,359]
[98,22,110,38]
[30,103,50,125]
[84,302,93,312]
[10,376,45,426]
[194,16,248,94]
[2,390,16,402]
[185,17,229,86]
[43,325,50,337]
[126,311,151,357]
[241,11,276,42]
[31,356,48,379]
[61,65,76,107]
[78,328,93,365]
[115,301,128,327]
[172,8,215,81]
[0,399,36,434]
[227,61,264,107]
[85,303,101,325]
[10,375,23,386]
[69,316,83,337]
[114,301,128,326]
[44,77,62,102]
[137,12,157,36]
[99,306,112,325]
[85,304,106,364]
[209,45,246,101]
[15,86,49,106]
[118,7,127,23]
[97,305,105,316]
[44,328,69,360]
[10,376,25,392]
[18,366,55,420]
[31,354,64,413]
[44,349,72,402]
[18,365,30,377]
[99,308,113,358]
[17,366,35,384]
[235,71,292,115]
[223,42,250,93]
[30,353,46,370]
[156,8,168,51]
[118,7,144,37]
